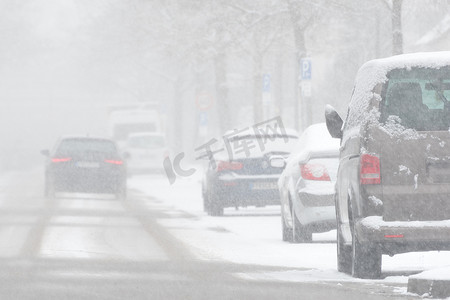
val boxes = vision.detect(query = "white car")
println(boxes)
[274,123,340,243]
[124,132,168,175]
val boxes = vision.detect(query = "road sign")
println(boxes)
[199,112,208,126]
[196,92,214,111]
[301,81,312,97]
[262,74,271,92]
[301,58,312,80]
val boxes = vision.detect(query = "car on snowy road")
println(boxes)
[326,51,450,279]
[41,136,127,199]
[274,123,340,243]
[124,132,168,175]
[202,128,298,216]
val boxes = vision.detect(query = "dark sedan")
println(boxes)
[41,136,127,199]
[202,129,298,216]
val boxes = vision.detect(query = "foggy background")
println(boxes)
[0,0,448,171]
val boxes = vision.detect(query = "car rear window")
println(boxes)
[380,66,450,131]
[56,139,117,155]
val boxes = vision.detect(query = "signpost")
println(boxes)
[262,74,271,119]
[301,58,312,80]
[300,58,312,130]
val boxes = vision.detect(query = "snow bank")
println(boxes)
[410,266,450,281]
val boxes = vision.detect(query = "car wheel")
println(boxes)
[203,189,211,213]
[351,228,382,279]
[291,204,312,243]
[115,182,127,200]
[44,177,56,199]
[281,211,293,242]
[209,192,224,216]
[336,221,352,274]
[336,197,352,274]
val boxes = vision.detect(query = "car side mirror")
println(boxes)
[269,155,286,168]
[122,152,131,159]
[325,105,343,139]
[40,149,50,156]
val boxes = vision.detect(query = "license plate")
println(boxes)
[251,182,277,190]
[76,161,100,168]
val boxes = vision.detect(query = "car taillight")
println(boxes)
[360,154,380,184]
[104,159,123,165]
[217,161,243,172]
[384,234,404,238]
[300,163,331,181]
[51,157,72,163]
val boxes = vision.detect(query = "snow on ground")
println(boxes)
[128,173,450,287]
[409,266,450,281]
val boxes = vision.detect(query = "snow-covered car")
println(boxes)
[41,136,127,199]
[202,128,298,216]
[325,51,450,279]
[274,123,340,243]
[124,132,168,175]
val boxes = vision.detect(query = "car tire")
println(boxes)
[203,189,211,213]
[336,198,352,274]
[291,204,312,243]
[44,177,56,199]
[115,182,127,200]
[337,221,352,274]
[209,192,224,216]
[281,212,293,242]
[351,229,382,279]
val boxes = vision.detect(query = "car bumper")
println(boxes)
[214,174,280,207]
[356,216,450,254]
[51,170,125,193]
[295,180,336,229]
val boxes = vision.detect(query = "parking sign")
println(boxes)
[301,58,311,80]
[262,74,271,92]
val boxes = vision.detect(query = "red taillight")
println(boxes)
[51,157,72,163]
[360,154,381,184]
[300,163,331,181]
[384,234,404,238]
[104,159,123,165]
[217,161,243,172]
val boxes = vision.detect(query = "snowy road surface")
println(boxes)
[0,169,448,299]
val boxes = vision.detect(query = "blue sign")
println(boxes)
[199,112,208,126]
[262,74,271,92]
[301,58,312,80]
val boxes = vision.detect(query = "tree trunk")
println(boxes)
[214,54,230,133]
[253,55,263,123]
[392,0,403,55]
[286,0,307,131]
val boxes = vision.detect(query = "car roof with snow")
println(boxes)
[347,51,450,129]
[290,123,340,162]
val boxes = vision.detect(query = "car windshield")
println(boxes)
[56,139,117,155]
[128,135,165,149]
[380,66,450,131]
